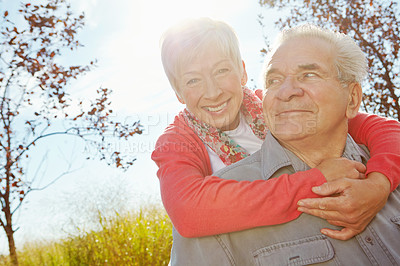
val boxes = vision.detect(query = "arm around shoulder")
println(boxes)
[151,115,326,237]
[348,112,400,191]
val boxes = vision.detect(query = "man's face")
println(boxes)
[263,37,351,143]
[175,46,245,131]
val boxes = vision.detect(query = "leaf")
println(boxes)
[4,11,8,17]
[88,108,97,115]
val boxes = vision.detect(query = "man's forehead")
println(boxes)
[265,62,324,75]
[273,37,333,58]
[266,46,334,75]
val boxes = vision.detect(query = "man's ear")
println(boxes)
[346,83,362,119]
[241,61,248,86]
[175,92,185,104]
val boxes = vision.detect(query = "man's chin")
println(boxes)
[271,128,311,143]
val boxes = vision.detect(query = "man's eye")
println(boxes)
[266,78,280,87]
[298,72,322,82]
[303,72,319,78]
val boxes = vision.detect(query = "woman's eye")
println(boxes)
[217,68,229,74]
[187,79,199,86]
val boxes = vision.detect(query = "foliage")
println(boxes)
[7,205,173,266]
[0,0,142,264]
[258,0,400,120]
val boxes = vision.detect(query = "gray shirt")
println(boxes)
[170,132,400,265]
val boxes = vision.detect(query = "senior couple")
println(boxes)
[152,18,400,265]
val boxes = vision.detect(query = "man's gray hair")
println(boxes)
[160,17,244,92]
[263,24,368,87]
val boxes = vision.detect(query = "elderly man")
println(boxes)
[170,25,400,265]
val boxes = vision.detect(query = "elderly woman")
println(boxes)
[151,18,400,241]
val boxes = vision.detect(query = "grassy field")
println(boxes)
[3,204,173,265]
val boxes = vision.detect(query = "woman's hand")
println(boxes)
[297,171,391,240]
[315,157,366,181]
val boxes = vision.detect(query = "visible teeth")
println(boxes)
[205,102,227,112]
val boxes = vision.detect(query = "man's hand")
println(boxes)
[316,157,366,181]
[297,172,391,240]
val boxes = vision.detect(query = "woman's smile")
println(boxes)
[203,101,228,112]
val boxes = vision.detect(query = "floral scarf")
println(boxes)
[183,87,268,165]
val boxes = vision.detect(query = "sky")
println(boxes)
[0,0,282,253]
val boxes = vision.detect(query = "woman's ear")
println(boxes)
[241,61,248,86]
[175,92,185,104]
[346,82,363,119]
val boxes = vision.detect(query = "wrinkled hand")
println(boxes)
[316,157,366,182]
[297,172,391,240]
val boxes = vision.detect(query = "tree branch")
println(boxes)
[12,165,83,216]
[14,129,84,163]
[348,23,400,118]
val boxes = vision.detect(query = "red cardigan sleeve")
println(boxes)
[348,112,400,191]
[151,115,325,237]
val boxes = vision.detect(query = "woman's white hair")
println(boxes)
[263,24,367,88]
[160,17,243,92]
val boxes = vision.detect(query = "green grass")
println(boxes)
[12,204,173,266]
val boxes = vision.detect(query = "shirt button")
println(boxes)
[365,236,374,245]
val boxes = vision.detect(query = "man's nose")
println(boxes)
[276,76,304,101]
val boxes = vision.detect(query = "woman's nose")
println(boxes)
[204,77,223,99]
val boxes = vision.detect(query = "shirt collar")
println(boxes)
[260,131,369,180]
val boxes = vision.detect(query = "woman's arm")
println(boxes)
[152,115,360,237]
[349,112,400,190]
[153,131,324,237]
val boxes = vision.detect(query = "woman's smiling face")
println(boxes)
[176,46,246,131]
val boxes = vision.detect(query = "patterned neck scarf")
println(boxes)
[183,87,268,165]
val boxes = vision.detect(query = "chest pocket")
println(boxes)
[252,235,334,266]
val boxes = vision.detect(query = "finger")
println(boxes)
[298,197,340,210]
[297,206,340,221]
[311,179,348,196]
[320,227,358,241]
[298,207,364,227]
[352,161,366,174]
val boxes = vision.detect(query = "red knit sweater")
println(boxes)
[152,111,400,238]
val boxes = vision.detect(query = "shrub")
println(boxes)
[16,204,173,265]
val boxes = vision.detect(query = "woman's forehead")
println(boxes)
[178,46,230,69]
